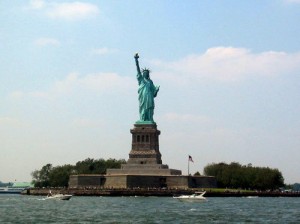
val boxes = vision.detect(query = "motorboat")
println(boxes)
[46,193,72,200]
[45,191,72,200]
[173,191,207,202]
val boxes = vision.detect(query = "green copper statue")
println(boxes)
[134,53,160,124]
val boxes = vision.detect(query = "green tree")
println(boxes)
[204,162,284,190]
[49,165,73,187]
[31,163,53,187]
[31,158,127,187]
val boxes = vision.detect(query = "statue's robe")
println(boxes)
[137,72,159,121]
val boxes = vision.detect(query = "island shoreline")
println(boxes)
[21,188,300,197]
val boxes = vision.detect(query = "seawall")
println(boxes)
[22,188,300,197]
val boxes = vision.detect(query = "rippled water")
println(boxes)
[1,194,300,223]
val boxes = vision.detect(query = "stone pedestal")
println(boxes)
[107,123,182,175]
[128,123,161,164]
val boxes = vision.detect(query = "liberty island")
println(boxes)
[23,54,294,196]
[15,51,300,200]
[68,54,216,190]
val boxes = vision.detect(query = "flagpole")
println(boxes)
[188,157,190,176]
[188,155,193,176]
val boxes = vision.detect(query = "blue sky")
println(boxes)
[0,0,299,184]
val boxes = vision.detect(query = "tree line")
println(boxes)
[31,158,126,187]
[204,162,284,190]
[31,159,285,190]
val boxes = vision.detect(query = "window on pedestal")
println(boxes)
[137,134,150,143]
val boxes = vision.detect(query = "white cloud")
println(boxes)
[28,1,99,21]
[10,72,135,100]
[47,2,99,21]
[152,47,300,82]
[29,0,45,9]
[91,47,118,56]
[285,0,300,3]
[53,72,134,94]
[52,73,79,96]
[35,37,60,46]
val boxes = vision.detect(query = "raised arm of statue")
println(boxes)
[134,53,141,74]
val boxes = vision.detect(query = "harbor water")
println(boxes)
[1,194,300,223]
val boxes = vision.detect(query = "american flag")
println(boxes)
[188,155,194,162]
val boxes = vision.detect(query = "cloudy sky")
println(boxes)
[1,0,299,184]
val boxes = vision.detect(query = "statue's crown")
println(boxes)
[142,68,150,73]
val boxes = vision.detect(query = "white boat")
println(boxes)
[173,191,207,202]
[45,191,72,200]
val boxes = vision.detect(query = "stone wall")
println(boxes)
[107,165,181,175]
[104,175,127,188]
[69,174,217,189]
[188,176,217,188]
[69,175,105,188]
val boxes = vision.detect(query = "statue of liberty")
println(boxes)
[134,53,160,124]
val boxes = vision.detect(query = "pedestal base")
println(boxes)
[107,164,182,175]
[69,174,217,189]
